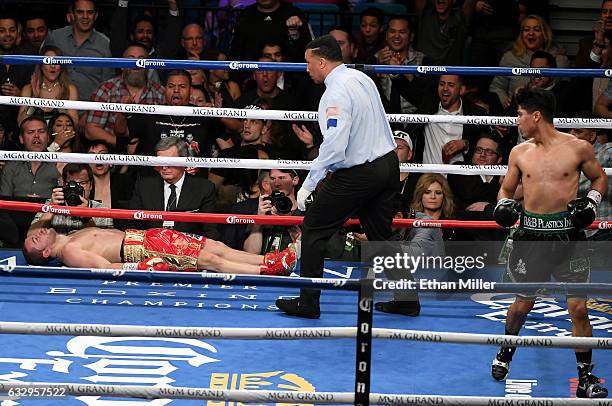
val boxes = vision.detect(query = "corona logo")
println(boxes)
[228,61,259,70]
[416,66,447,73]
[133,211,163,220]
[135,59,166,68]
[358,298,372,312]
[413,220,442,228]
[598,221,612,230]
[605,69,612,77]
[226,216,255,224]
[42,56,72,65]
[511,67,541,76]
[41,205,71,215]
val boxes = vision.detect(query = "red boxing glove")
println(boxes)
[137,257,175,272]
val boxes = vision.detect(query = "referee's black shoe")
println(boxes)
[374,300,420,316]
[275,297,320,319]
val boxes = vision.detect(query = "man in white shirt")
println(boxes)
[423,75,466,164]
[410,75,488,164]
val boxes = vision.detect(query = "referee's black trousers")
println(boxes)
[299,151,400,303]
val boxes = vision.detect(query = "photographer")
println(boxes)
[244,169,302,255]
[28,164,113,236]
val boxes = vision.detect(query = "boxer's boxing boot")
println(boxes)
[576,364,608,398]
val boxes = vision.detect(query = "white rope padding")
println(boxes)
[1,95,611,128]
[2,151,612,176]
[0,382,608,404]
[0,322,609,349]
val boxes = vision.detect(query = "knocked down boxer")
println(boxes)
[23,227,296,276]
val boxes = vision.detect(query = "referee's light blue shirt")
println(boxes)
[302,64,397,192]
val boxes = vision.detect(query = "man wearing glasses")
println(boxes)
[180,24,206,59]
[28,163,113,236]
[448,130,503,216]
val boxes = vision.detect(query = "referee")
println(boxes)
[276,35,399,318]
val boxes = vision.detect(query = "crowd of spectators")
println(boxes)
[1,0,612,255]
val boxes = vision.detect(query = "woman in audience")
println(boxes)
[187,68,207,87]
[18,46,79,126]
[190,84,213,107]
[87,141,134,213]
[48,113,78,153]
[47,113,80,173]
[411,173,457,240]
[489,15,568,108]
[203,50,241,106]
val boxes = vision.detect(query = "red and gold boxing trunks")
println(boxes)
[122,229,206,270]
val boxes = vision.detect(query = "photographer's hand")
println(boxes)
[258,195,274,216]
[51,187,65,205]
[78,195,89,208]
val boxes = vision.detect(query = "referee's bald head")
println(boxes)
[306,35,343,63]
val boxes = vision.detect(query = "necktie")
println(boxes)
[166,184,177,211]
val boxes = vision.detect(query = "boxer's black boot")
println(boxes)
[576,364,608,398]
[491,345,516,381]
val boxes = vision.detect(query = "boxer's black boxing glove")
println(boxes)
[493,198,522,228]
[568,191,601,229]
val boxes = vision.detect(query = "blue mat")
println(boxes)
[0,250,609,405]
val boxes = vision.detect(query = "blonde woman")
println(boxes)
[411,173,458,240]
[18,45,79,126]
[411,173,455,220]
[489,15,568,107]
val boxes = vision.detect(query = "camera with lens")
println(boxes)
[63,181,84,206]
[265,191,293,214]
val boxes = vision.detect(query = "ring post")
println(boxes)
[354,273,374,406]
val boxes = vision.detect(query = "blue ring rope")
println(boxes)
[1,55,610,77]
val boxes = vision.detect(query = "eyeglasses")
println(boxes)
[474,147,499,157]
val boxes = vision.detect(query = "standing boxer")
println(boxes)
[492,88,608,398]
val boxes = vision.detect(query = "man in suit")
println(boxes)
[447,130,504,241]
[448,130,503,212]
[128,137,219,239]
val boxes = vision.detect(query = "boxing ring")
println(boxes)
[0,55,609,405]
